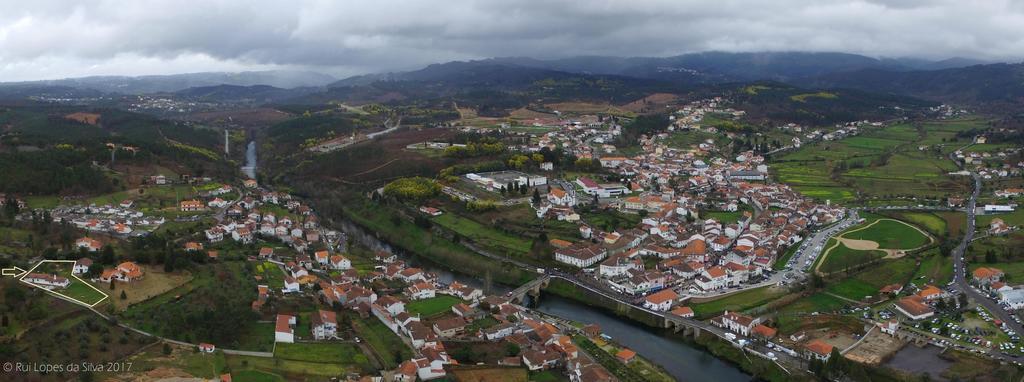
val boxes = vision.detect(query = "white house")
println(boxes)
[330,255,351,270]
[311,310,338,340]
[73,258,93,275]
[711,311,760,336]
[282,276,300,293]
[24,273,71,289]
[643,289,678,312]
[275,314,296,343]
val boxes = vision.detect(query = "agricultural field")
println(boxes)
[771,119,978,204]
[274,342,369,365]
[406,295,464,318]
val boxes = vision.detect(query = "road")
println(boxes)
[951,172,1024,361]
[773,210,860,281]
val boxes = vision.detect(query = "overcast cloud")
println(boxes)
[2,0,1023,81]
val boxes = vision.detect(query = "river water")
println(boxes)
[884,345,951,380]
[535,296,752,381]
[242,140,257,179]
[335,217,750,381]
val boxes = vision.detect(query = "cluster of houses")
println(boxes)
[201,188,327,254]
[51,204,166,237]
[537,122,843,305]
[971,267,1024,310]
[252,243,619,381]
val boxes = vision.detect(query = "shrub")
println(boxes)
[383,177,440,202]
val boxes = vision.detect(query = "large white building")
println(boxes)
[1001,289,1024,310]
[554,244,607,268]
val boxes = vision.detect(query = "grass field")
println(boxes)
[274,342,368,365]
[824,256,917,301]
[352,315,412,369]
[776,293,850,333]
[690,286,787,319]
[911,251,954,287]
[818,238,887,274]
[225,353,361,378]
[843,218,931,249]
[106,269,192,310]
[406,295,463,318]
[889,212,947,237]
[432,212,534,256]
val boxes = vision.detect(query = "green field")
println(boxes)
[818,239,887,274]
[225,353,361,378]
[911,251,954,287]
[273,342,368,365]
[825,278,877,301]
[406,295,463,318]
[432,213,533,255]
[776,293,850,333]
[352,315,412,369]
[824,255,918,301]
[843,218,931,249]
[772,120,978,204]
[888,211,947,237]
[690,286,787,319]
[61,279,108,306]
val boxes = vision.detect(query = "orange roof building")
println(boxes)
[616,348,636,363]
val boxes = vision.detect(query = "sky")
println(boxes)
[2,0,1024,81]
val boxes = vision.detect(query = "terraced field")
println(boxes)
[772,118,981,204]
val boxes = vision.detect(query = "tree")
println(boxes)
[100,245,115,265]
[120,290,127,300]
[162,343,172,355]
[505,342,521,356]
[985,250,997,263]
[532,189,541,205]
[87,263,104,278]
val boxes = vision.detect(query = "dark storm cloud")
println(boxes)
[1,0,1023,81]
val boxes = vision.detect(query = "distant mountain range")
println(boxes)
[334,51,994,87]
[1,51,1021,114]
[2,70,336,94]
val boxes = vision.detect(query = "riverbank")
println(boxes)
[336,197,535,286]
[541,278,805,382]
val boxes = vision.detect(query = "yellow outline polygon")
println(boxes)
[17,260,109,307]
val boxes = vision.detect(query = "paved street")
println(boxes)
[951,172,1024,361]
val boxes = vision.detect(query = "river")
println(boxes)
[242,140,257,179]
[535,296,752,381]
[884,345,951,381]
[335,217,750,381]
